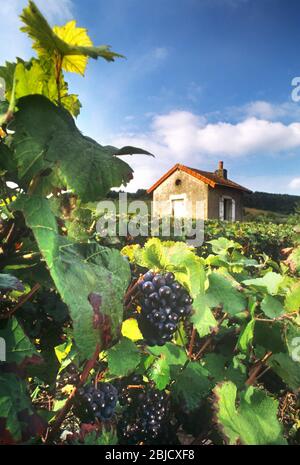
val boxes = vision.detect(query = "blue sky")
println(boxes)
[1,0,300,194]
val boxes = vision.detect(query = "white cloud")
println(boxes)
[110,109,300,192]
[289,177,300,191]
[0,0,73,63]
[114,109,300,158]
[241,100,300,121]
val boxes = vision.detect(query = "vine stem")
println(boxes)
[45,343,101,443]
[124,275,143,305]
[55,53,63,105]
[193,313,228,361]
[255,313,297,323]
[245,351,273,386]
[0,283,41,320]
[188,327,196,359]
[177,327,189,357]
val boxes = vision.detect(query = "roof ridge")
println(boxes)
[147,163,251,194]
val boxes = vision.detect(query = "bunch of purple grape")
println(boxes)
[74,382,118,423]
[137,271,193,346]
[118,380,169,444]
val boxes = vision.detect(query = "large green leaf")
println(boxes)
[0,318,38,366]
[202,353,247,389]
[0,143,17,180]
[106,337,141,378]
[171,362,211,412]
[213,381,287,445]
[208,237,241,255]
[0,372,44,443]
[242,272,284,295]
[254,321,286,354]
[13,195,131,359]
[15,60,81,117]
[260,295,285,319]
[267,352,300,391]
[191,264,217,337]
[0,59,81,117]
[11,95,150,201]
[206,272,246,315]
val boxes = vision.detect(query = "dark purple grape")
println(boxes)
[158,285,172,298]
[149,292,159,302]
[165,272,175,284]
[74,382,118,423]
[152,275,166,288]
[143,271,155,281]
[171,282,182,293]
[142,281,155,294]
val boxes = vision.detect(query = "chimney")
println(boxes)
[216,160,227,179]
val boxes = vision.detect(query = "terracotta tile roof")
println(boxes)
[147,163,251,194]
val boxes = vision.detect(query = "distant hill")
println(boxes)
[243,192,300,215]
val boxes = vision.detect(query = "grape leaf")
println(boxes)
[71,425,118,445]
[237,319,255,353]
[106,337,141,377]
[11,95,150,201]
[267,352,300,391]
[242,272,284,295]
[208,237,241,254]
[0,318,39,367]
[192,296,217,338]
[171,362,211,412]
[191,264,217,339]
[261,295,285,319]
[202,353,247,388]
[285,283,300,312]
[206,272,246,315]
[14,60,81,116]
[121,318,143,342]
[254,321,286,354]
[20,1,123,76]
[147,343,188,390]
[0,143,18,181]
[0,372,45,443]
[13,195,131,359]
[213,381,287,445]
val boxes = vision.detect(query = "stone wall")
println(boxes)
[152,168,208,219]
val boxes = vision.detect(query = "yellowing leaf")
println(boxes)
[55,341,72,364]
[121,318,143,341]
[20,1,123,77]
[53,21,92,75]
